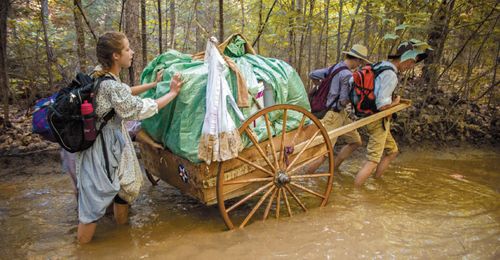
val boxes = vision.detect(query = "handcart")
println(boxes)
[139,100,411,229]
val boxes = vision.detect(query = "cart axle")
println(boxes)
[275,171,291,187]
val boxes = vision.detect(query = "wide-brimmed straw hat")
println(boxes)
[342,44,372,63]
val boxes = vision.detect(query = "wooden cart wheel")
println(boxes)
[216,104,334,229]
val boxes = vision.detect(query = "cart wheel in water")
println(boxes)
[216,104,334,229]
[145,169,160,186]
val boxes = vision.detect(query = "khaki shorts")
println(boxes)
[365,117,398,163]
[320,110,362,147]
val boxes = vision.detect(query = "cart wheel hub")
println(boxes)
[275,171,291,187]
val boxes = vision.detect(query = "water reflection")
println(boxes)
[0,148,498,259]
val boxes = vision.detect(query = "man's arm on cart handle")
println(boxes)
[378,95,401,111]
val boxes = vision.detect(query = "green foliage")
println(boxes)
[3,0,498,107]
[383,33,399,40]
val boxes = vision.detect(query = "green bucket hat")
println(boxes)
[388,40,433,63]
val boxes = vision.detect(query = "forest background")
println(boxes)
[0,0,498,155]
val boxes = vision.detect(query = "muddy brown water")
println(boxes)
[0,147,498,259]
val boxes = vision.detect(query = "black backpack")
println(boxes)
[47,72,115,153]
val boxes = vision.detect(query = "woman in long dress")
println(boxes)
[77,31,183,244]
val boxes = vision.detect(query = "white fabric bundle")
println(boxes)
[198,38,244,164]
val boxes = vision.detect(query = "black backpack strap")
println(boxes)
[92,74,116,183]
[100,132,113,182]
[93,75,116,136]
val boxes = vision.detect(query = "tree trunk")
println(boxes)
[40,0,54,90]
[182,0,198,52]
[157,0,163,54]
[296,0,307,76]
[0,0,9,126]
[306,0,315,84]
[164,0,169,51]
[434,2,496,86]
[421,0,455,91]
[323,0,330,66]
[463,15,498,100]
[487,42,499,108]
[375,18,387,61]
[336,0,343,63]
[218,0,224,41]
[288,0,296,65]
[124,0,142,85]
[169,0,176,49]
[73,0,86,72]
[315,0,327,68]
[252,0,278,48]
[363,1,371,50]
[343,0,362,51]
[257,0,262,52]
[141,0,147,68]
[239,0,245,34]
[75,1,97,42]
[195,2,203,51]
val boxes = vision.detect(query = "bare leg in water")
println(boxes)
[374,152,399,178]
[113,202,129,225]
[335,142,361,169]
[77,201,129,244]
[77,130,159,243]
[354,151,399,186]
[77,223,97,244]
[354,161,378,186]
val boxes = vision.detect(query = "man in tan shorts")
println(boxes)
[354,40,431,186]
[309,44,371,168]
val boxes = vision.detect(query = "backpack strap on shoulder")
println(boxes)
[92,75,116,124]
[372,62,396,78]
[92,74,116,182]
[326,65,349,111]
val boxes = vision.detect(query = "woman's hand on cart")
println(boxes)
[155,69,165,84]
[170,73,183,95]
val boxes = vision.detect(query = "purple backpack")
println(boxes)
[32,93,58,142]
[308,65,348,118]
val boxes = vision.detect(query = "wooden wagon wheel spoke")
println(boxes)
[282,186,293,217]
[240,186,276,228]
[285,129,321,172]
[288,151,329,176]
[290,182,326,199]
[236,156,274,177]
[244,127,277,174]
[224,177,273,185]
[278,109,288,169]
[290,114,306,145]
[263,188,278,221]
[226,182,274,213]
[276,188,281,219]
[217,104,334,230]
[284,185,307,212]
[290,173,332,179]
[264,113,279,169]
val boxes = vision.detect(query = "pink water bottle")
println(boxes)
[81,100,97,141]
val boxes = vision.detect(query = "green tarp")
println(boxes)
[140,36,310,163]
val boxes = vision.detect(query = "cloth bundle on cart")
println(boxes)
[139,34,310,163]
